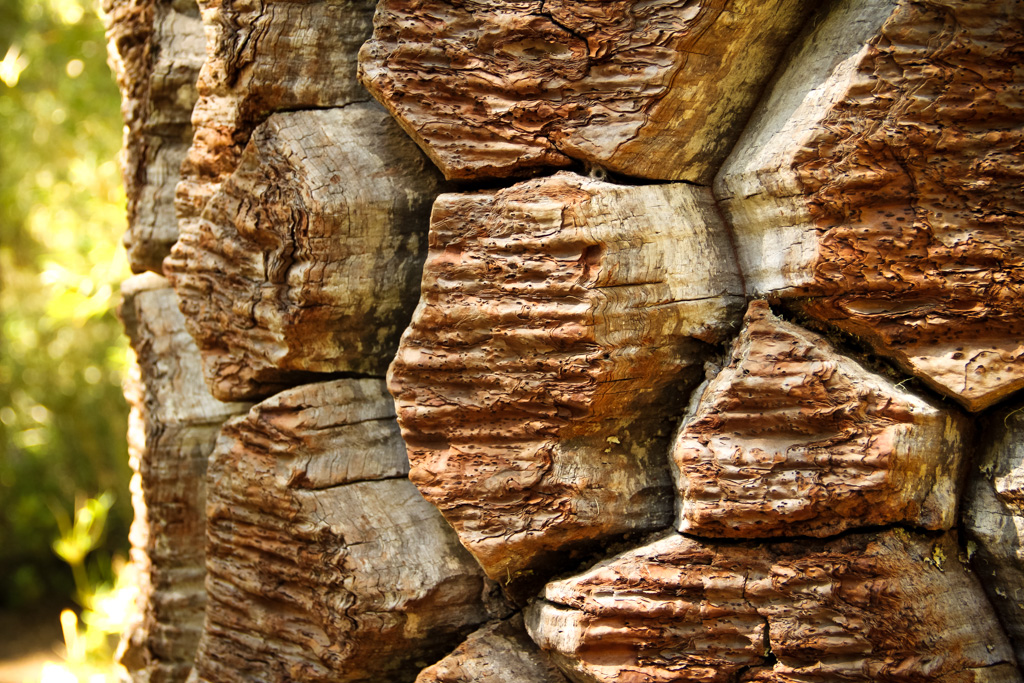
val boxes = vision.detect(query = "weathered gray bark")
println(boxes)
[190,379,493,683]
[106,0,1024,680]
[104,0,205,273]
[165,104,443,401]
[175,0,377,244]
[118,273,249,682]
[415,615,569,683]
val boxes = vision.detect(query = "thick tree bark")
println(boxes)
[525,530,1020,683]
[165,103,443,401]
[190,380,494,683]
[673,300,969,538]
[106,0,1024,680]
[104,0,205,273]
[118,273,249,682]
[388,172,743,585]
[715,0,1024,411]
[174,0,378,297]
[358,0,813,182]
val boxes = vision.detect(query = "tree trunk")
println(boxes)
[117,273,249,682]
[105,0,1024,681]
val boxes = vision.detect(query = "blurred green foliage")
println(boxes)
[45,492,137,681]
[0,0,132,608]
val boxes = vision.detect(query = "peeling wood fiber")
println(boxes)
[102,0,1024,680]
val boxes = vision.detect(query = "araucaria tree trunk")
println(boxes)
[104,0,1024,681]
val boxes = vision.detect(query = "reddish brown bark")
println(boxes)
[103,0,1024,679]
[388,172,743,583]
[359,0,812,181]
[674,300,969,538]
[527,530,1020,683]
[716,0,1024,411]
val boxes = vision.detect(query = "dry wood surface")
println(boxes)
[964,401,1024,663]
[673,300,968,538]
[190,379,493,683]
[359,0,812,181]
[415,614,569,683]
[388,171,744,584]
[118,273,249,682]
[175,0,377,288]
[101,0,1024,680]
[166,104,442,401]
[527,529,1020,683]
[716,0,1024,411]
[104,0,205,273]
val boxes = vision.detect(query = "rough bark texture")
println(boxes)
[964,401,1024,663]
[117,273,249,682]
[715,0,1024,412]
[191,379,493,683]
[165,104,442,402]
[358,0,812,182]
[388,171,744,583]
[175,0,377,286]
[673,300,969,538]
[104,0,205,273]
[526,529,1020,683]
[416,614,569,683]
[107,0,1024,679]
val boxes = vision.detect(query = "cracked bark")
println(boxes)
[388,171,744,586]
[415,614,569,683]
[673,300,969,538]
[358,0,813,182]
[526,529,1021,683]
[715,0,1024,411]
[165,103,443,401]
[104,0,206,273]
[190,379,494,683]
[106,0,1024,679]
[117,273,249,682]
[175,0,377,289]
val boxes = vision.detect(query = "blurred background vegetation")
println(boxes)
[0,0,132,618]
